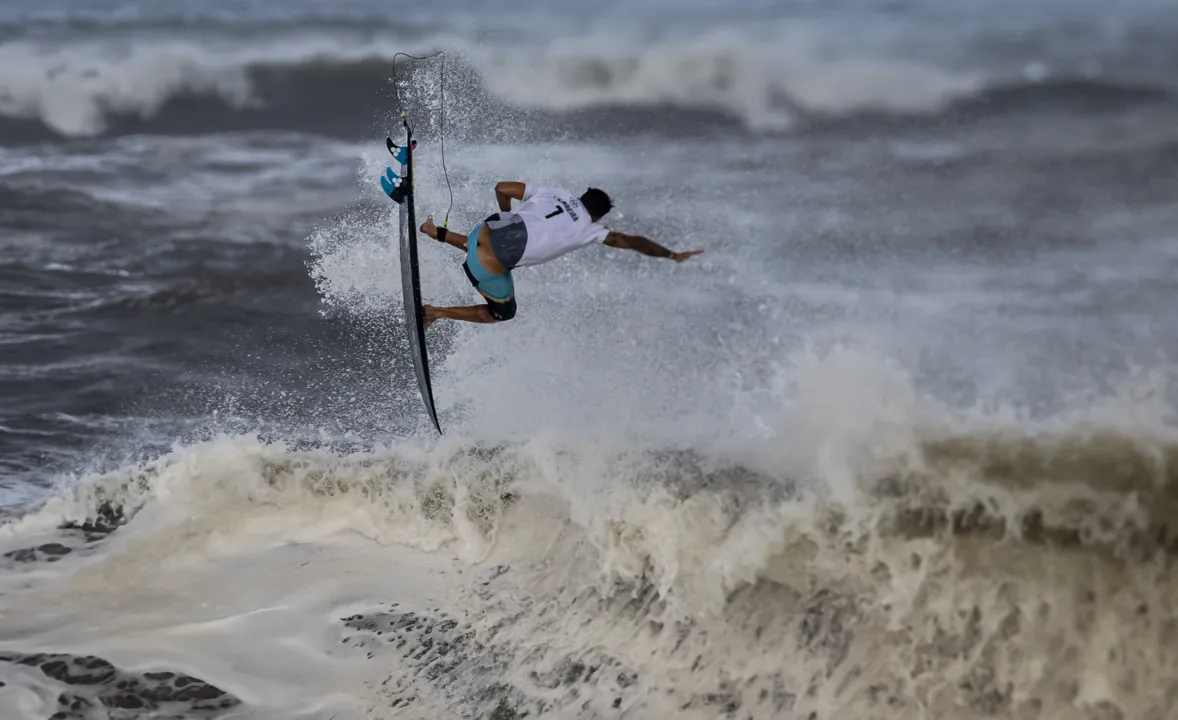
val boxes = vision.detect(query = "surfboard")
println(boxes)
[394,129,442,434]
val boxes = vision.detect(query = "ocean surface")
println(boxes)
[2,1,1178,718]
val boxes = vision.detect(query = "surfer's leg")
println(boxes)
[449,229,516,323]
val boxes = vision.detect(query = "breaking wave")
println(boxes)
[0,34,1172,143]
[3,359,1177,718]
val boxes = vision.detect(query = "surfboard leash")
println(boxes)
[388,50,454,231]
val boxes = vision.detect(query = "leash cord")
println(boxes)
[390,50,453,227]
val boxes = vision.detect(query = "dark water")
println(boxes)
[1,143,409,489]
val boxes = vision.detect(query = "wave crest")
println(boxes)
[0,35,1171,143]
[17,410,1178,593]
[0,41,256,137]
[480,32,985,131]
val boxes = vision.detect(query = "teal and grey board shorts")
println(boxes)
[461,215,527,320]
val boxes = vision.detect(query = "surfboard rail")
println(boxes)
[396,127,442,434]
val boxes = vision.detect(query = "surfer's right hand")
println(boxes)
[420,217,437,239]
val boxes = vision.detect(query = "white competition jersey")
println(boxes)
[512,182,609,267]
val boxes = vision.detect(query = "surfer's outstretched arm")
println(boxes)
[495,181,526,211]
[603,231,705,263]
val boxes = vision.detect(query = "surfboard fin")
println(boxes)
[383,136,418,204]
[380,168,409,204]
[385,136,417,165]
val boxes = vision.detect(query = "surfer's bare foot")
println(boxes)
[420,218,437,239]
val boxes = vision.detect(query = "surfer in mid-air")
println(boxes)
[383,177,704,325]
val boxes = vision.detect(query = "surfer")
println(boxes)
[397,181,704,325]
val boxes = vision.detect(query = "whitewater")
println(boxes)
[4,359,1178,718]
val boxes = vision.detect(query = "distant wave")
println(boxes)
[0,36,1173,144]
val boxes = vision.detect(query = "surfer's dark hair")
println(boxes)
[581,188,613,219]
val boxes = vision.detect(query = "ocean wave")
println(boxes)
[30,420,1178,584]
[0,35,1172,143]
[4,401,1177,718]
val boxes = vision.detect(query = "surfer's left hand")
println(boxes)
[672,249,705,263]
[422,305,438,327]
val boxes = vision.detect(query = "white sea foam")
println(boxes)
[2,349,1176,718]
